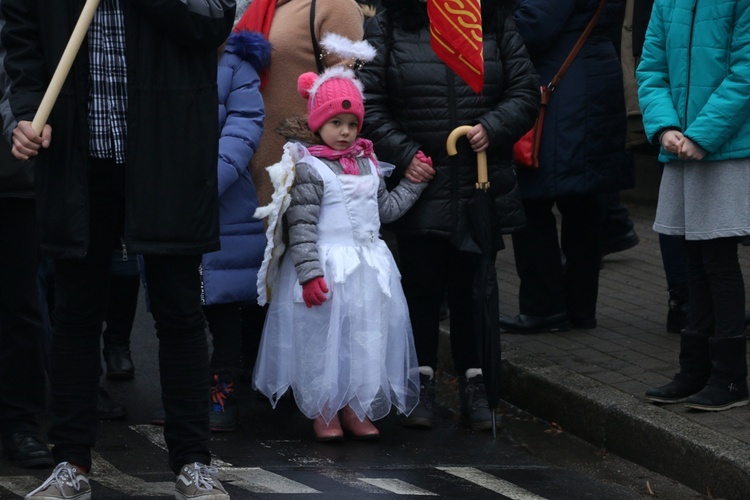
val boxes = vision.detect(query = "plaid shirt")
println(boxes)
[88,0,127,164]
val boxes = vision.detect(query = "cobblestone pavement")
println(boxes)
[491,201,750,498]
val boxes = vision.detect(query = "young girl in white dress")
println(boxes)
[253,36,426,441]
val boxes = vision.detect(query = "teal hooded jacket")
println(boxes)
[637,0,750,163]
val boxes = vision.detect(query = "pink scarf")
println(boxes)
[307,138,379,175]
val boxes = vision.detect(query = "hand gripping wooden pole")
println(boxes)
[31,0,101,135]
[446,125,489,191]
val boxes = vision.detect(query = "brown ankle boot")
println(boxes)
[339,406,379,441]
[313,415,343,442]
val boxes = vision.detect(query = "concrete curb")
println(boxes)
[500,348,750,498]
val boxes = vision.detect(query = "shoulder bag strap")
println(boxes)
[310,0,325,73]
[530,0,606,168]
[542,0,606,104]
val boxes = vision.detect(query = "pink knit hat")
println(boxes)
[298,66,365,133]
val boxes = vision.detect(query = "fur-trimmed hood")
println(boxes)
[227,30,272,74]
[276,115,323,146]
[380,0,513,33]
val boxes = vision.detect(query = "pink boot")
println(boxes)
[339,406,379,441]
[313,414,343,442]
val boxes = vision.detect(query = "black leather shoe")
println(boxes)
[498,313,569,334]
[602,229,640,257]
[1,433,53,468]
[103,348,135,380]
[98,386,128,420]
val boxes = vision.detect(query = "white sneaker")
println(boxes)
[174,462,229,499]
[25,462,91,499]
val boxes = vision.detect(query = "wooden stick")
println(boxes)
[31,0,101,135]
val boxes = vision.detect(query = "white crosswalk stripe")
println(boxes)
[90,452,174,497]
[1,475,41,498]
[131,424,234,468]
[438,467,549,499]
[359,478,437,495]
[221,467,320,494]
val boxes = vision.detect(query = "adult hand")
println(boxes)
[660,130,683,156]
[466,123,489,152]
[404,151,435,183]
[12,120,51,161]
[677,136,706,161]
[302,276,329,307]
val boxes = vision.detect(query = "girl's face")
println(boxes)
[318,113,359,150]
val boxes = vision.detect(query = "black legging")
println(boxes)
[684,237,745,338]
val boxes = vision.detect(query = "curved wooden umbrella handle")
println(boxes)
[32,0,101,135]
[446,125,489,189]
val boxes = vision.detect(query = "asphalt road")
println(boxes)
[0,294,701,499]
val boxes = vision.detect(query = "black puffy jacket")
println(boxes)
[357,0,539,244]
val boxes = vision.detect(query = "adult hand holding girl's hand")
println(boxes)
[405,150,435,183]
[302,277,329,307]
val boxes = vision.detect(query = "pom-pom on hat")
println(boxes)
[298,66,366,133]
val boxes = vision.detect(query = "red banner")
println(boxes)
[427,0,484,94]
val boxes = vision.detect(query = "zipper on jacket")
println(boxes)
[120,237,128,261]
[447,67,460,234]
[684,0,698,125]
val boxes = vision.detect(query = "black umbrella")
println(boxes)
[447,126,501,437]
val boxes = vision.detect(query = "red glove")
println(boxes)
[416,150,433,167]
[302,277,329,308]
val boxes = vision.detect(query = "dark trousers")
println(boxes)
[598,191,634,239]
[660,234,689,287]
[48,159,210,474]
[0,197,46,437]
[397,234,482,374]
[204,302,244,374]
[658,163,688,288]
[511,195,602,322]
[102,273,140,351]
[241,302,267,377]
[684,237,745,338]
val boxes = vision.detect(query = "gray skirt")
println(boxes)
[654,158,750,240]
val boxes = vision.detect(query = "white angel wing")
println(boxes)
[254,142,307,305]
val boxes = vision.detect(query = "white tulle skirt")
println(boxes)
[253,241,420,424]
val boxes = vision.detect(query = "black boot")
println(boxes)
[685,336,749,411]
[102,274,140,380]
[459,369,493,431]
[400,366,435,429]
[645,330,711,403]
[666,284,688,334]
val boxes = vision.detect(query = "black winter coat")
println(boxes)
[0,137,32,199]
[513,0,633,199]
[0,0,235,258]
[357,0,539,243]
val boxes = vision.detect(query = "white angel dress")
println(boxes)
[253,144,421,424]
